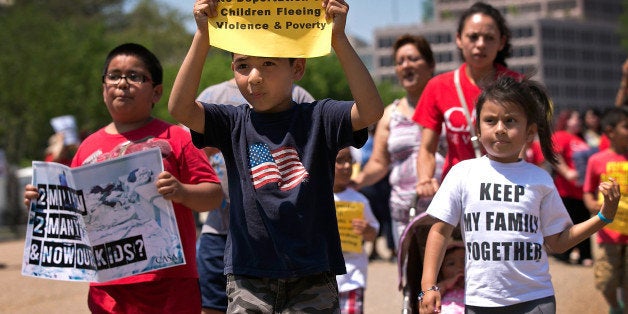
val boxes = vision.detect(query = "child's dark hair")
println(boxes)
[102,43,163,85]
[475,76,558,165]
[600,106,628,135]
[457,2,511,67]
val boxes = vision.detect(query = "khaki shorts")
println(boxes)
[594,243,628,292]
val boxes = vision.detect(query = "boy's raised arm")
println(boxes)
[324,0,384,131]
[168,0,218,134]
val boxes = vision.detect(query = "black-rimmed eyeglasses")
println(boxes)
[102,72,152,86]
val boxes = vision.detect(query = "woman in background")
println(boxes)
[352,34,441,250]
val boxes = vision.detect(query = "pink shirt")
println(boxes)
[441,288,465,313]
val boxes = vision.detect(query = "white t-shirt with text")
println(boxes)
[427,156,572,307]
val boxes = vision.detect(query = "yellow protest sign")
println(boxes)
[600,161,628,234]
[208,0,332,58]
[335,201,364,254]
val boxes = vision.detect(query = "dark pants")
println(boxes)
[197,233,228,311]
[556,197,592,263]
[359,174,393,251]
[465,295,556,314]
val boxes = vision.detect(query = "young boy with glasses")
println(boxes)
[24,43,223,313]
[168,0,384,311]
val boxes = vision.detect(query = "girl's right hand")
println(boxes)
[23,184,39,208]
[599,177,621,220]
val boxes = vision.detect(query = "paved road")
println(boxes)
[0,237,607,313]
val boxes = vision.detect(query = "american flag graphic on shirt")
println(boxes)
[248,143,309,191]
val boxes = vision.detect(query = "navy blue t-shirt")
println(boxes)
[191,99,367,278]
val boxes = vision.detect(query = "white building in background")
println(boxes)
[363,0,626,112]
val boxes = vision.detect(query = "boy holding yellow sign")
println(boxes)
[334,147,379,313]
[169,0,384,312]
[583,106,628,314]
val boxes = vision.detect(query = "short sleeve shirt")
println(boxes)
[191,99,367,278]
[583,149,628,244]
[72,119,220,285]
[427,157,572,306]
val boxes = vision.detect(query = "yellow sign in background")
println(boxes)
[600,161,628,234]
[335,201,364,254]
[208,0,332,58]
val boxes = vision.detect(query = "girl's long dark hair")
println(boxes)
[476,76,557,165]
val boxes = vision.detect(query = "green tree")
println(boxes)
[300,53,404,111]
[620,0,628,50]
[0,0,196,165]
[300,54,351,100]
[0,2,113,165]
[376,80,406,108]
[0,0,393,166]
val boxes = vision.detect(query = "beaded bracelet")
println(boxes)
[598,211,613,224]
[417,285,440,302]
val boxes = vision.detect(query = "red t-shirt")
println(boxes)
[524,140,544,166]
[599,133,610,151]
[44,153,72,167]
[583,149,628,244]
[72,119,219,285]
[552,130,589,199]
[413,63,521,179]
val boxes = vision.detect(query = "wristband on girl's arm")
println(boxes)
[417,285,440,302]
[598,211,613,224]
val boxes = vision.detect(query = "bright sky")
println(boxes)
[155,0,423,42]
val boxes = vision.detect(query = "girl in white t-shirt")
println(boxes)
[419,76,620,314]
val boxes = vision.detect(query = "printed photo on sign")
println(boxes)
[22,148,185,282]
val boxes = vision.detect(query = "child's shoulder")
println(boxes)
[590,148,625,162]
[291,99,352,117]
[425,69,455,86]
[450,157,481,172]
[150,119,184,134]
[149,119,194,143]
[336,187,369,202]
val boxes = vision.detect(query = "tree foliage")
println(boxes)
[0,1,113,165]
[621,0,628,50]
[0,0,191,166]
[0,0,402,166]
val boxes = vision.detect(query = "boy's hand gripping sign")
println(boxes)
[208,0,332,58]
